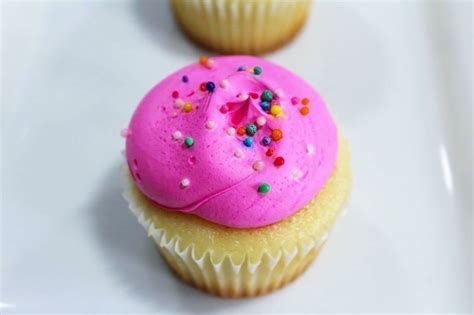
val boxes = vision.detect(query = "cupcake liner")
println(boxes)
[169,0,313,54]
[122,168,331,297]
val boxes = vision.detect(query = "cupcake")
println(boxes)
[122,56,351,297]
[169,0,313,55]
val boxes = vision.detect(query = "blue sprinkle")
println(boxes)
[205,81,215,92]
[182,75,189,83]
[243,137,254,147]
[262,136,272,146]
[260,101,270,111]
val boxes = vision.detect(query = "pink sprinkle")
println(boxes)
[220,80,229,88]
[220,105,229,113]
[252,160,265,171]
[275,89,284,98]
[234,148,244,158]
[206,59,215,69]
[238,93,249,101]
[175,98,185,108]
[256,116,266,126]
[249,92,259,99]
[291,97,299,105]
[120,128,131,138]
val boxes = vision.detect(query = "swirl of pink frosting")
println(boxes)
[125,56,338,228]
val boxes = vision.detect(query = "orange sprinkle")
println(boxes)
[237,127,246,136]
[300,107,310,116]
[301,98,310,106]
[199,56,208,65]
[271,129,283,141]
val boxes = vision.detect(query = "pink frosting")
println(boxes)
[125,56,338,228]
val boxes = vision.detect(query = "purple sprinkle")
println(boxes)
[238,66,246,71]
[182,75,189,83]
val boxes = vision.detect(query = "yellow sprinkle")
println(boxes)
[247,68,254,73]
[183,102,193,112]
[270,104,282,116]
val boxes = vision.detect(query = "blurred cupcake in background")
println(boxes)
[169,0,312,54]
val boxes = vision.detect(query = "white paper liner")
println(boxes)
[121,166,334,297]
[170,0,313,54]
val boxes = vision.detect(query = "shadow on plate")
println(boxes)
[132,0,206,57]
[88,162,254,312]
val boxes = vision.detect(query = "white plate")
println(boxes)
[1,1,472,313]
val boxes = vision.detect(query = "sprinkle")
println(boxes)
[237,127,246,136]
[199,56,208,65]
[206,59,215,69]
[275,88,284,98]
[175,98,185,108]
[256,116,266,126]
[258,183,270,193]
[172,131,182,140]
[274,156,285,167]
[238,65,246,71]
[249,92,259,99]
[260,101,270,112]
[184,137,194,148]
[247,68,254,73]
[172,90,179,98]
[261,89,273,102]
[306,144,314,155]
[253,66,262,75]
[271,129,283,141]
[299,107,309,116]
[234,148,244,158]
[220,105,229,113]
[120,128,131,138]
[266,148,274,157]
[183,102,193,112]
[227,127,236,136]
[238,93,249,101]
[243,137,254,147]
[199,82,207,92]
[182,75,189,83]
[253,160,264,171]
[205,81,215,92]
[262,136,272,146]
[220,79,229,88]
[181,178,190,188]
[246,123,257,136]
[291,97,299,105]
[270,104,282,116]
[301,98,310,105]
[206,120,216,129]
[292,168,303,179]
[170,111,178,118]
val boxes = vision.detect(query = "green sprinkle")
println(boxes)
[246,123,257,136]
[258,183,270,193]
[261,89,273,102]
[184,136,194,148]
[254,66,262,75]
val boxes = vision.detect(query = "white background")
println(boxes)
[1,0,472,314]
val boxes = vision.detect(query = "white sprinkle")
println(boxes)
[275,88,284,98]
[234,148,244,158]
[172,131,182,140]
[227,127,236,136]
[205,120,216,130]
[120,128,131,138]
[220,79,229,89]
[252,160,265,171]
[206,59,215,69]
[174,98,184,108]
[256,116,266,126]
[306,144,315,155]
[181,178,190,188]
[238,93,249,101]
[170,111,178,118]
[291,168,303,179]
